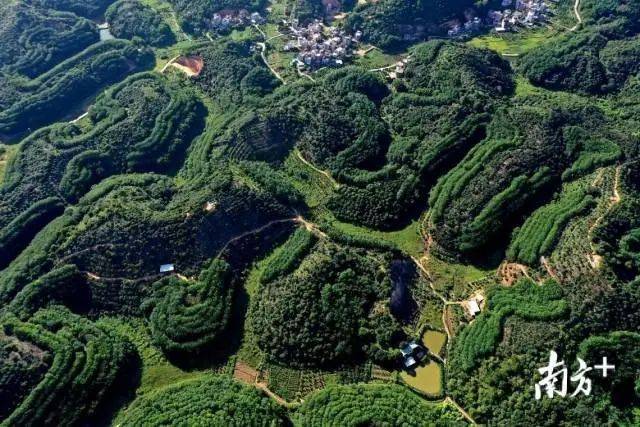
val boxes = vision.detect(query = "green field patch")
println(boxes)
[468,28,558,56]
[426,255,491,301]
[327,219,423,258]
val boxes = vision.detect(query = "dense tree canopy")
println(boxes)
[142,259,234,357]
[295,383,465,426]
[251,240,405,367]
[106,0,176,46]
[117,375,288,425]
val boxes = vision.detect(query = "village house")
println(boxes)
[208,9,266,32]
[449,0,551,37]
[401,341,427,370]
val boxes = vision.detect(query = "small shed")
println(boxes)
[160,264,175,274]
[468,299,481,317]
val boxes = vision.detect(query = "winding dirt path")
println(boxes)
[215,217,297,258]
[569,0,583,31]
[295,150,341,189]
[257,42,286,85]
[587,165,622,269]
[446,397,477,425]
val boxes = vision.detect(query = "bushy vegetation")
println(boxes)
[594,161,640,281]
[508,181,598,265]
[105,0,175,46]
[117,374,288,425]
[518,0,640,94]
[141,259,234,357]
[345,0,498,50]
[579,331,640,408]
[0,1,639,424]
[294,383,465,426]
[450,279,568,372]
[0,306,135,425]
[0,73,205,268]
[168,0,267,33]
[250,241,405,367]
[0,40,154,137]
[259,227,317,283]
[0,1,98,78]
[273,42,514,230]
[430,104,623,256]
[27,0,115,18]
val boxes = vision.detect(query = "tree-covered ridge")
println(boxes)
[0,1,98,78]
[0,73,205,269]
[167,0,267,34]
[26,0,115,18]
[345,0,497,50]
[141,259,234,357]
[0,168,294,313]
[250,239,406,368]
[105,0,176,47]
[265,42,514,230]
[116,374,288,425]
[0,0,639,424]
[519,0,640,94]
[0,40,154,138]
[593,160,640,281]
[429,102,626,256]
[507,179,598,265]
[0,306,135,425]
[449,279,568,373]
[294,383,465,426]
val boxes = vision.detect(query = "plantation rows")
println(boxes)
[0,73,206,268]
[0,40,154,137]
[450,279,568,372]
[141,259,234,358]
[1,306,135,425]
[0,2,98,79]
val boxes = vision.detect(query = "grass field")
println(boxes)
[0,143,19,185]
[468,28,555,56]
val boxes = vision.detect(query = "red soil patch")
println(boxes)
[233,361,259,384]
[174,56,204,77]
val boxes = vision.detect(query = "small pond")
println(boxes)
[422,330,447,356]
[400,360,443,396]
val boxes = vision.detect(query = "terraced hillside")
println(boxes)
[0,0,639,425]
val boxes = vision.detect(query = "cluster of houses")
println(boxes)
[448,0,552,37]
[283,19,361,70]
[490,0,552,32]
[207,9,266,32]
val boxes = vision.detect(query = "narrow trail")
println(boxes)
[294,215,328,238]
[215,217,297,258]
[295,150,340,189]
[569,0,583,31]
[83,271,164,284]
[411,256,447,305]
[540,256,560,283]
[255,382,300,408]
[160,55,180,74]
[55,243,117,265]
[296,64,316,82]
[256,42,286,84]
[413,215,480,424]
[587,165,622,268]
[446,397,477,425]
